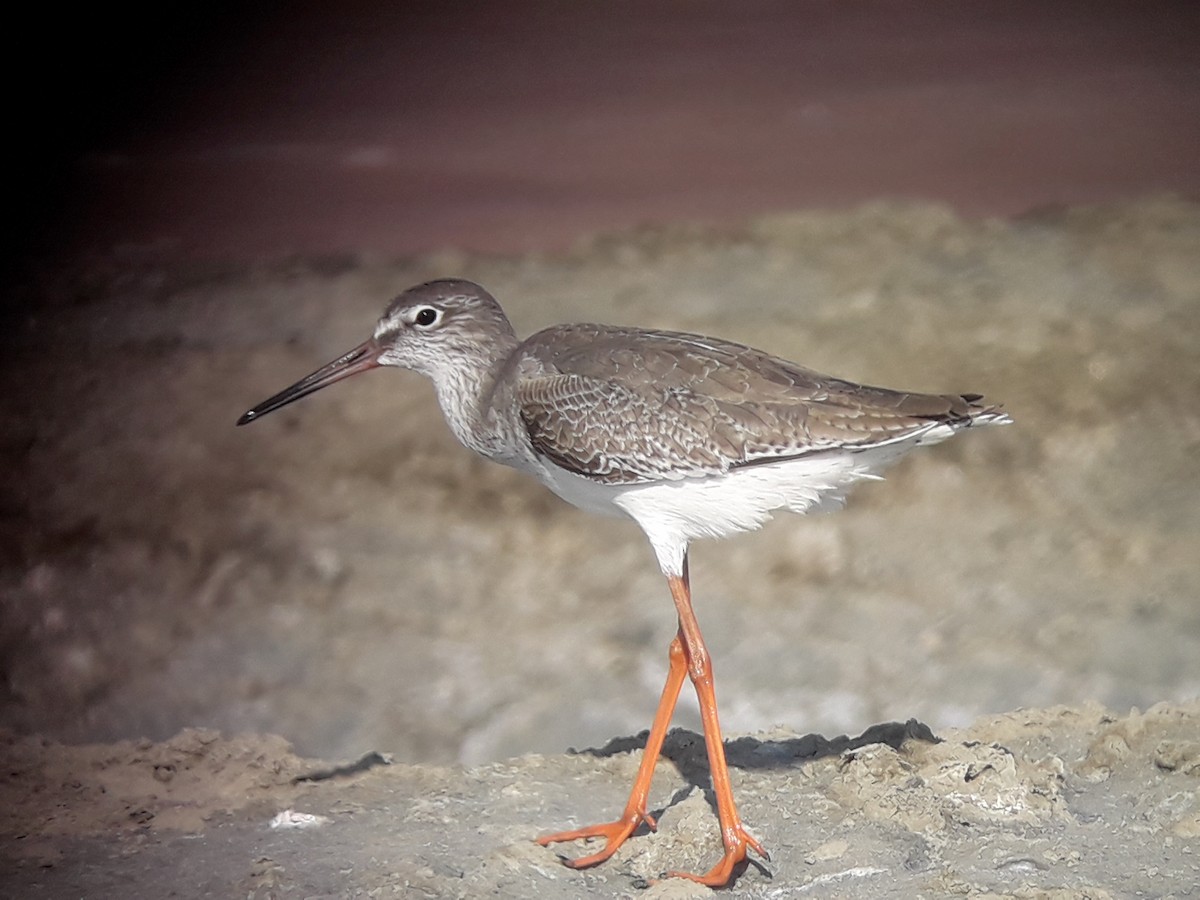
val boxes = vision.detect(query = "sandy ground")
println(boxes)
[3,704,1198,898]
[2,198,1199,895]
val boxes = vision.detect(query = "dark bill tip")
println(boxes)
[236,339,381,427]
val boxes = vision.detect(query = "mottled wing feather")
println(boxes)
[516,324,1002,484]
[519,374,730,481]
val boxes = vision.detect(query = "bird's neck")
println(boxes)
[427,333,523,461]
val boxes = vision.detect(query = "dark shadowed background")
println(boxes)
[10,0,1199,271]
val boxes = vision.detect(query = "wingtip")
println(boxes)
[975,406,1013,427]
[961,393,1011,427]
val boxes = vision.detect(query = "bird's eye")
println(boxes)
[414,307,440,327]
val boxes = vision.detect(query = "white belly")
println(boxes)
[491,404,992,577]
[528,436,930,577]
[614,452,885,575]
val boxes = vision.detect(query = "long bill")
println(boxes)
[236,339,381,426]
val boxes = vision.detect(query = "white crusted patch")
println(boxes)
[268,809,332,830]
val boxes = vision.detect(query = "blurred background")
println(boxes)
[10,0,1199,268]
[2,2,1198,765]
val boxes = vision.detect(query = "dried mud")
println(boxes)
[3,704,1198,897]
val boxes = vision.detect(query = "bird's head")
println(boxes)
[236,279,516,426]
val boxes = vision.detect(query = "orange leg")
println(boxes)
[666,558,769,887]
[537,556,767,886]
[536,631,688,867]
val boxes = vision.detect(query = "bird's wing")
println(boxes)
[515,324,1000,484]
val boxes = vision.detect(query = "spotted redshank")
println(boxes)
[238,278,1009,885]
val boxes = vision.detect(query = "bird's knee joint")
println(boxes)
[667,638,686,665]
[686,650,712,683]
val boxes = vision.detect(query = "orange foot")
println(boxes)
[536,808,658,868]
[667,824,770,888]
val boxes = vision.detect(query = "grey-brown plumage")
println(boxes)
[239,278,1009,571]
[515,323,1002,485]
[236,278,1010,886]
